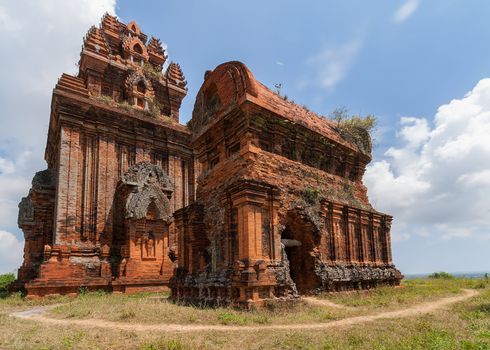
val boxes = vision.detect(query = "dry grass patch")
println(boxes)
[317,277,489,310]
[49,291,350,326]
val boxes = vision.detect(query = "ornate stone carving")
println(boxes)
[166,62,187,89]
[124,72,155,108]
[121,162,174,223]
[141,231,155,258]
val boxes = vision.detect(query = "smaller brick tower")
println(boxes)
[171,62,402,307]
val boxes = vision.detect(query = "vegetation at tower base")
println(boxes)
[14,15,401,307]
[0,273,15,298]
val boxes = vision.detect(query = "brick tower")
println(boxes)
[16,14,194,296]
[171,62,402,307]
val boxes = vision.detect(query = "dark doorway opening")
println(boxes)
[281,212,321,294]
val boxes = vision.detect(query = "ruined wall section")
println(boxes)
[242,121,401,292]
[172,61,401,306]
[172,106,256,304]
[15,170,56,286]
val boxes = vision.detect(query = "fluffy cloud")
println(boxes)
[393,0,420,23]
[0,1,116,273]
[365,78,490,242]
[0,0,116,150]
[0,152,33,232]
[0,230,24,274]
[304,38,363,92]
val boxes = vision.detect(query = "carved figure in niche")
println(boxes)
[120,258,127,277]
[142,232,155,258]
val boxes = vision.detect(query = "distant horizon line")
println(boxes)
[403,270,489,276]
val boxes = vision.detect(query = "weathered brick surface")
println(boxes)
[16,21,401,304]
[16,16,192,297]
[171,61,402,307]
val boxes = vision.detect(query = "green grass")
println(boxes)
[318,277,488,309]
[49,291,348,326]
[140,339,186,350]
[0,278,488,349]
[34,278,490,325]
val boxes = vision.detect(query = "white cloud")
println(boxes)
[0,0,116,273]
[0,153,32,230]
[305,38,363,92]
[275,61,285,66]
[393,0,420,23]
[397,117,430,148]
[0,157,15,175]
[0,230,24,274]
[457,170,490,188]
[0,0,116,149]
[365,77,490,241]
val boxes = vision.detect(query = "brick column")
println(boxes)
[384,216,394,264]
[96,134,116,246]
[269,190,280,262]
[347,208,359,263]
[332,203,344,262]
[372,214,382,265]
[234,202,263,263]
[54,125,81,243]
[325,203,336,262]
[229,182,276,307]
[360,212,371,263]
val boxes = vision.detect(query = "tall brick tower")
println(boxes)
[16,14,194,296]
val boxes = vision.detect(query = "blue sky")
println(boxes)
[0,0,489,275]
[114,1,490,132]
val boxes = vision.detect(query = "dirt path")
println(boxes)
[9,289,478,333]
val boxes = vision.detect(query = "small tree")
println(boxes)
[328,107,377,155]
[330,106,349,128]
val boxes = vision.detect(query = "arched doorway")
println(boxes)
[281,211,321,294]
